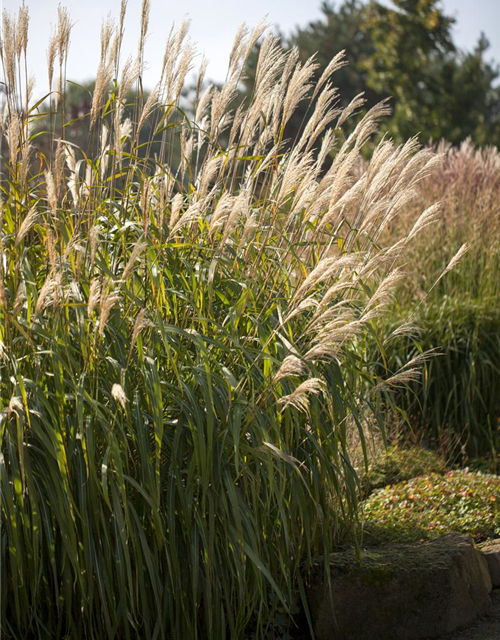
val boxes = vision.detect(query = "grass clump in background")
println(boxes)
[362,470,500,544]
[368,141,500,464]
[0,2,457,639]
[360,445,447,498]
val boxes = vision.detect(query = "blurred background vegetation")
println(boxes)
[46,0,500,156]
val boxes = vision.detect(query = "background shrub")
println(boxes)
[360,446,447,497]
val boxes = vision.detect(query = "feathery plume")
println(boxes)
[194,55,209,114]
[445,243,470,273]
[169,193,184,230]
[87,279,101,318]
[312,50,347,100]
[129,308,153,355]
[99,123,110,179]
[19,135,33,184]
[17,2,29,59]
[337,93,366,129]
[111,383,128,410]
[281,56,318,127]
[121,242,147,282]
[89,226,101,266]
[7,111,21,166]
[228,23,249,71]
[15,205,38,246]
[174,41,197,101]
[430,243,469,290]
[91,61,113,127]
[195,83,213,124]
[8,396,24,418]
[118,57,140,102]
[137,0,151,69]
[47,32,57,91]
[45,170,57,213]
[13,280,26,316]
[99,285,120,336]
[169,198,206,237]
[384,322,422,345]
[26,73,35,105]
[119,117,132,141]
[99,14,115,63]
[277,378,326,415]
[119,0,127,40]
[405,203,442,243]
[2,11,17,92]
[108,10,123,72]
[62,145,79,204]
[137,83,160,134]
[35,272,62,315]
[363,269,404,313]
[56,6,72,65]
[45,225,57,271]
[273,355,308,382]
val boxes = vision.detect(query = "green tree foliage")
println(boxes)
[362,0,500,144]
[242,0,500,146]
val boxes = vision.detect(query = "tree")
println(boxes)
[241,0,500,147]
[362,0,500,144]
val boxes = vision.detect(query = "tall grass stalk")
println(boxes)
[1,3,442,638]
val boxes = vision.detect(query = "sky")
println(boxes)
[2,0,499,96]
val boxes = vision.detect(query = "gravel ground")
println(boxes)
[430,590,500,640]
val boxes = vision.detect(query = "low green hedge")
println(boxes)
[360,446,447,498]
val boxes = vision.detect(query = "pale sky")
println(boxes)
[2,0,499,97]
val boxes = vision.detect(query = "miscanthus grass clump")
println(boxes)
[0,2,458,638]
[359,140,500,461]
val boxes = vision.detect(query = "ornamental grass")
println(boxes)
[0,2,457,638]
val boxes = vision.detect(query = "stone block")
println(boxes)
[480,540,500,589]
[307,534,492,640]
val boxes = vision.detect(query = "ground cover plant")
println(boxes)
[362,470,500,544]
[0,2,467,639]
